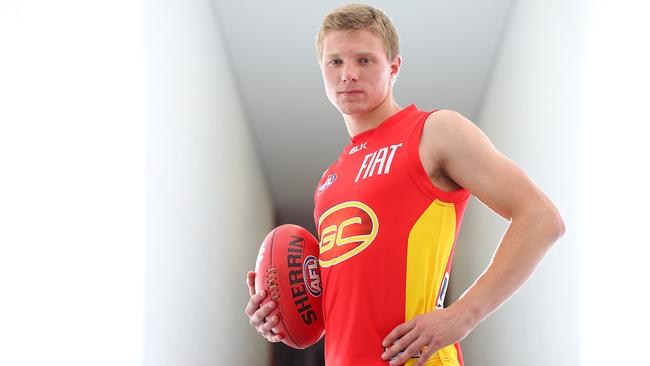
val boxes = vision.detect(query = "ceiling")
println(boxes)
[212,0,515,231]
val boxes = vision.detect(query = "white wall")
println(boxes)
[143,1,274,365]
[0,1,145,365]
[579,1,650,363]
[1,1,275,364]
[447,0,583,364]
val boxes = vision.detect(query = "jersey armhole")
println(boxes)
[406,110,471,203]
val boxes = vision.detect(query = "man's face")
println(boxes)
[321,29,400,115]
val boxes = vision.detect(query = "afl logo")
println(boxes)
[317,174,337,195]
[317,201,378,268]
[302,255,322,297]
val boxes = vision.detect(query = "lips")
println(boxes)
[338,90,363,95]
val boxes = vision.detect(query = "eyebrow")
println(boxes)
[324,51,379,59]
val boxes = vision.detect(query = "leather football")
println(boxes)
[254,224,324,349]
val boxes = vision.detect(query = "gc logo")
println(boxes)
[317,201,378,268]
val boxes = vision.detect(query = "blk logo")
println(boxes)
[349,142,367,155]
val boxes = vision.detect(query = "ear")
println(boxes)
[390,55,402,80]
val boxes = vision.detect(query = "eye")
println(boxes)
[328,59,342,65]
[359,58,374,64]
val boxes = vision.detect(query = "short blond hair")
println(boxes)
[316,4,400,63]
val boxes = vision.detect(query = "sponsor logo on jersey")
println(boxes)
[349,142,367,155]
[302,255,322,297]
[287,236,319,325]
[317,174,337,195]
[355,143,403,182]
[317,201,378,268]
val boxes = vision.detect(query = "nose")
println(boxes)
[341,64,359,82]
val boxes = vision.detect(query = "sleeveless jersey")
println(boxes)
[313,104,471,366]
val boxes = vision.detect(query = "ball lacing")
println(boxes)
[266,266,280,300]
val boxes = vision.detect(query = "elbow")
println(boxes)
[548,206,566,242]
[555,215,566,240]
[521,201,565,242]
[514,201,565,244]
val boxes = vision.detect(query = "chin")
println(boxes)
[336,101,371,116]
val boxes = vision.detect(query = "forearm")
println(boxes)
[451,209,564,327]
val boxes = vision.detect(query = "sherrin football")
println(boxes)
[254,224,324,349]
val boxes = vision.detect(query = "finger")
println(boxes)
[259,315,279,334]
[259,326,279,339]
[244,290,266,317]
[383,320,415,348]
[382,328,419,360]
[247,271,256,297]
[413,345,437,366]
[267,333,285,343]
[250,300,275,326]
[391,337,426,366]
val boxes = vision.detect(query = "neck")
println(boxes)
[343,96,402,139]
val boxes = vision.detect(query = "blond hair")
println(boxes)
[316,4,400,63]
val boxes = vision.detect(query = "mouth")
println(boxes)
[338,90,363,95]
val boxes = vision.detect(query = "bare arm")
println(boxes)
[430,109,565,324]
[382,110,565,365]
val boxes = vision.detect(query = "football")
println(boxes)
[254,224,324,349]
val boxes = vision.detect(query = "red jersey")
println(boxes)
[313,105,470,366]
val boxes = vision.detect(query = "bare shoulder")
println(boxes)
[422,109,484,154]
[421,109,499,171]
[418,109,480,191]
[422,109,559,222]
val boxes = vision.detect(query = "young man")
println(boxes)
[245,4,565,366]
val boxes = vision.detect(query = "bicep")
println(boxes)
[429,110,545,221]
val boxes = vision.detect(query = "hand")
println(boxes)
[244,271,284,343]
[381,306,475,366]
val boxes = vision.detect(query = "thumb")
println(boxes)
[247,271,256,297]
